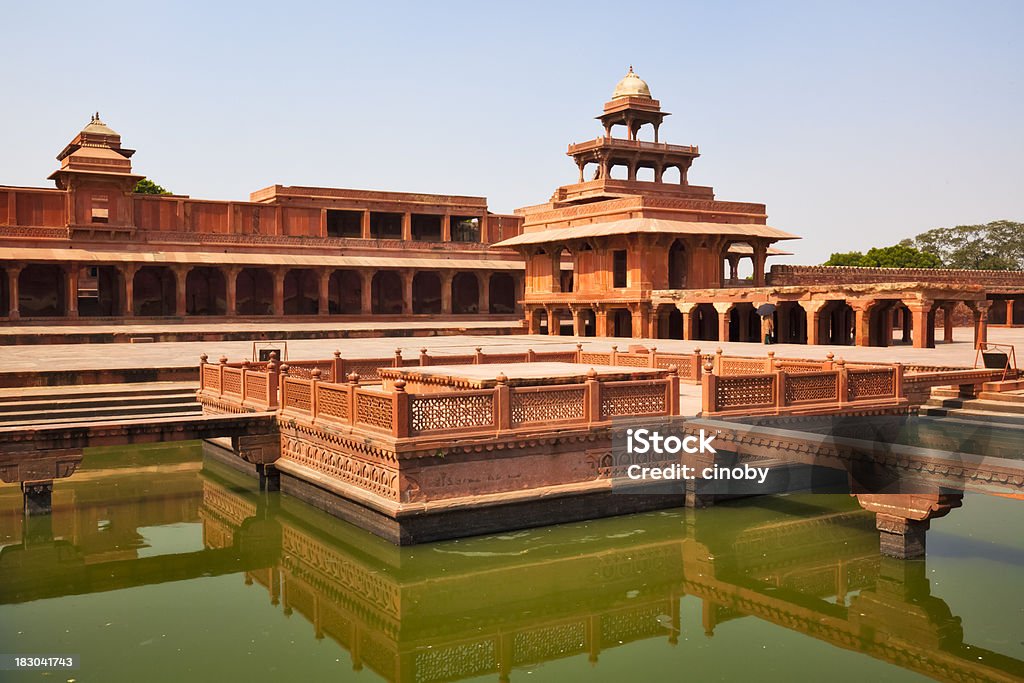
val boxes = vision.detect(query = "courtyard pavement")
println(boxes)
[2,325,1019,374]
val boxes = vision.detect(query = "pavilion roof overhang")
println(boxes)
[0,247,524,271]
[492,218,799,248]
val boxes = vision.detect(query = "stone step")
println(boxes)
[0,401,203,426]
[0,382,197,404]
[2,408,205,430]
[976,390,1024,403]
[0,392,199,415]
[919,406,1024,428]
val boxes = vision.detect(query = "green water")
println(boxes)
[1,442,1022,683]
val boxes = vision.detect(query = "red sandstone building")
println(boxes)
[3,71,1024,348]
[0,115,524,323]
[495,69,1024,348]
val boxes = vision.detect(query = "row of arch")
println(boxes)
[0,264,519,318]
[525,297,990,348]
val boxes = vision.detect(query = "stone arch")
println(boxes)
[284,269,318,315]
[328,270,362,314]
[668,239,687,289]
[78,265,122,317]
[488,273,516,313]
[729,302,760,342]
[412,272,442,314]
[371,271,404,314]
[819,300,854,345]
[185,267,226,316]
[577,308,596,337]
[529,307,548,335]
[452,272,479,314]
[18,264,66,317]
[133,266,175,317]
[776,302,807,344]
[656,304,684,339]
[236,268,274,316]
[691,303,718,341]
[610,308,632,337]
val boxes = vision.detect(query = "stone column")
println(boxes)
[595,306,609,337]
[479,272,490,314]
[402,270,413,315]
[909,301,933,349]
[361,210,371,239]
[401,212,412,241]
[441,213,451,242]
[727,255,740,284]
[6,266,20,320]
[440,272,453,314]
[360,271,372,315]
[66,263,79,319]
[1007,298,1014,326]
[273,268,285,316]
[677,303,695,341]
[318,270,330,316]
[546,306,559,335]
[713,303,733,343]
[941,302,955,343]
[805,300,826,346]
[752,243,767,286]
[174,266,188,317]
[852,302,871,347]
[121,265,137,317]
[225,267,239,316]
[973,301,991,348]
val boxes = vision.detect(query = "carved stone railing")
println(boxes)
[702,363,904,417]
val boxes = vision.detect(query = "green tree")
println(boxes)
[133,178,170,195]
[911,220,1024,270]
[823,251,866,266]
[860,244,941,268]
[822,244,939,268]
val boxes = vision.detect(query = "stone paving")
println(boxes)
[1,325,1020,374]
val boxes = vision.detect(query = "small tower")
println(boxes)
[48,114,143,236]
[558,68,703,203]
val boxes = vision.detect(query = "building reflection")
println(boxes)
[2,449,1022,683]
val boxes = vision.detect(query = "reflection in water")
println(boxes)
[0,443,1022,683]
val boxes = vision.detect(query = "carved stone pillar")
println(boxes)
[440,271,453,314]
[907,300,933,349]
[804,300,826,346]
[941,302,955,343]
[360,271,373,315]
[121,265,138,317]
[361,210,371,239]
[677,303,695,341]
[546,306,559,335]
[225,267,239,316]
[713,302,733,343]
[852,301,872,347]
[595,306,609,337]
[972,301,991,348]
[1007,298,1014,326]
[66,263,79,319]
[174,266,189,317]
[6,266,20,320]
[479,272,490,314]
[318,269,330,316]
[273,268,285,316]
[855,492,962,559]
[752,243,767,286]
[402,270,413,315]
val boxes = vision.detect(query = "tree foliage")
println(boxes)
[823,244,941,268]
[822,221,1024,270]
[910,221,1024,270]
[133,178,170,195]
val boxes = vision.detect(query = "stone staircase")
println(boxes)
[920,386,1024,427]
[0,382,202,428]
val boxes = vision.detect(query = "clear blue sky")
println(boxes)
[3,1,1021,264]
